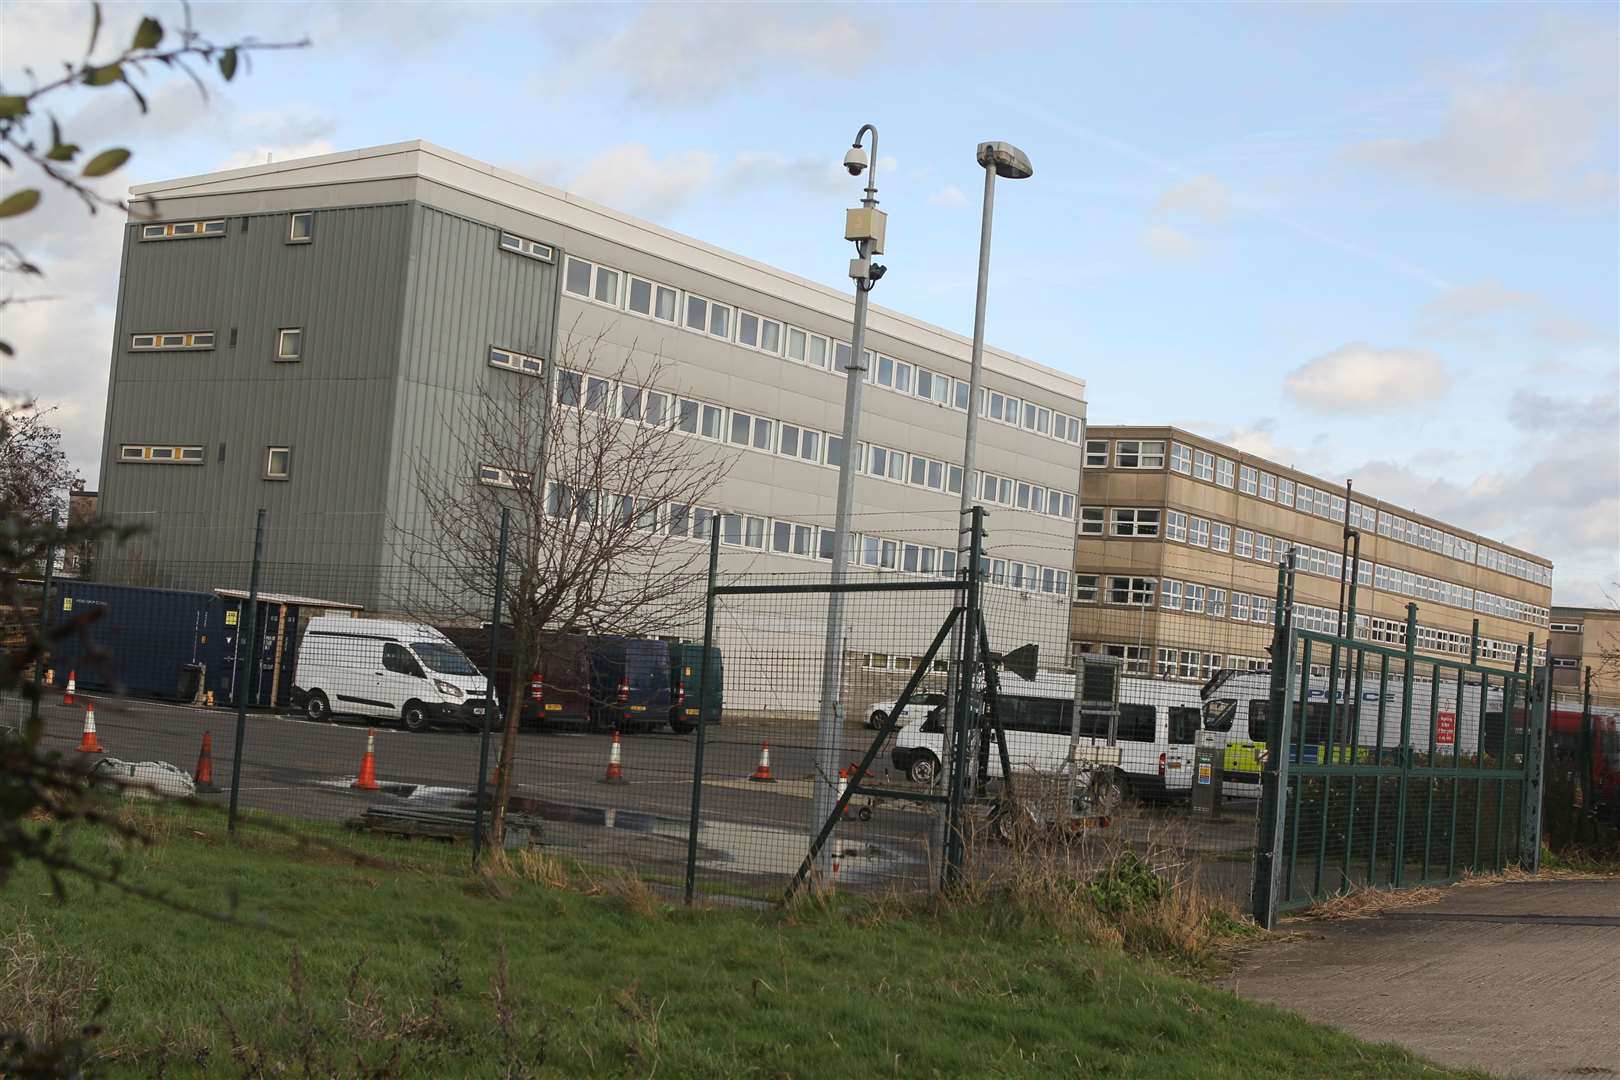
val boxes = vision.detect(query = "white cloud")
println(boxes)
[216,138,337,172]
[1283,343,1452,412]
[524,142,860,220]
[1347,16,1618,203]
[556,2,877,107]
[1417,280,1605,344]
[1139,223,1197,260]
[1152,174,1230,223]
[1347,413,1618,606]
[928,185,969,209]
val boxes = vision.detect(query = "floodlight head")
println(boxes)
[843,144,869,177]
[976,140,1033,180]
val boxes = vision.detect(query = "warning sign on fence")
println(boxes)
[1437,711,1456,746]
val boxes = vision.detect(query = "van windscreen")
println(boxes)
[412,641,479,677]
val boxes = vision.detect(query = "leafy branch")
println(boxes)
[0,1,308,223]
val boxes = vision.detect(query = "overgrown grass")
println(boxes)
[0,802,1483,1078]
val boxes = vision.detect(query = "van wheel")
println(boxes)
[304,691,330,723]
[906,753,939,786]
[401,701,431,733]
[868,710,887,729]
[671,721,695,735]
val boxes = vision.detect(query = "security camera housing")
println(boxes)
[842,146,869,176]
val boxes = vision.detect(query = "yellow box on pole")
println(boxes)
[844,207,886,254]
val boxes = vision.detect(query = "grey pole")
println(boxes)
[227,508,266,835]
[811,124,882,876]
[941,142,1032,838]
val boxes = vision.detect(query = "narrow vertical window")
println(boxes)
[276,328,303,361]
[287,212,314,243]
[265,446,291,480]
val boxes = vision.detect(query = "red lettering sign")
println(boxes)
[1437,711,1456,746]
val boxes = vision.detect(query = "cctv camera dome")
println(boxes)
[842,145,869,175]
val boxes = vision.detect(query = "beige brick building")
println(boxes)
[1549,606,1620,700]
[1072,426,1552,680]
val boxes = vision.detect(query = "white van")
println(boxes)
[889,669,1200,800]
[292,615,492,732]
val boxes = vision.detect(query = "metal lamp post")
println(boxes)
[811,124,888,871]
[942,140,1033,828]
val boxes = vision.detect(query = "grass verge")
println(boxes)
[0,801,1479,1078]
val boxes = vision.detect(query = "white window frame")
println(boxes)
[1238,465,1259,495]
[1211,522,1231,554]
[264,446,291,481]
[488,345,544,377]
[1084,440,1110,468]
[131,331,215,351]
[1075,574,1100,603]
[1215,457,1235,488]
[1110,508,1161,537]
[1192,449,1215,481]
[1188,515,1211,548]
[287,211,314,244]
[1169,442,1193,475]
[1166,510,1187,543]
[1161,579,1183,611]
[1259,472,1277,501]
[498,230,553,262]
[276,327,302,362]
[140,219,226,241]
[119,444,204,464]
[625,275,679,323]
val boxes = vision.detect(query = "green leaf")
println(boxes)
[45,142,79,162]
[81,148,131,177]
[0,188,42,218]
[219,48,238,81]
[131,16,162,50]
[0,95,26,120]
[82,63,122,86]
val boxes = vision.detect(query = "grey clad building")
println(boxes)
[95,141,1088,701]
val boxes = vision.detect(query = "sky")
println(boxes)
[2,1,1616,604]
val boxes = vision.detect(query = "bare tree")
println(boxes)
[0,400,80,535]
[397,329,730,843]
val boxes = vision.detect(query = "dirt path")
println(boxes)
[1222,879,1620,1079]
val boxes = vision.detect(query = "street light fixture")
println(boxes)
[812,124,886,870]
[941,140,1033,866]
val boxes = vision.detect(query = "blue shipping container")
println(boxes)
[48,581,220,700]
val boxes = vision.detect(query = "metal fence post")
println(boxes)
[472,508,510,865]
[1252,554,1295,928]
[227,509,266,835]
[942,507,984,890]
[1520,641,1546,872]
[684,522,722,905]
[1391,601,1418,885]
[29,514,59,729]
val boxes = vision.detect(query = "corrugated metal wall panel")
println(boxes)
[97,204,415,607]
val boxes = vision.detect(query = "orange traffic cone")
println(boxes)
[75,702,102,754]
[193,732,221,793]
[749,741,776,783]
[63,670,77,706]
[599,731,627,784]
[836,766,849,816]
[351,729,380,791]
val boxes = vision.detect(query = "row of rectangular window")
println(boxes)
[539,365,1087,523]
[140,211,312,243]
[1091,494,1545,630]
[515,475,1072,591]
[129,328,303,360]
[120,443,288,479]
[1166,438,1551,589]
[979,471,1075,520]
[559,251,1080,449]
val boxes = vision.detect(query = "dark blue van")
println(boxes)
[588,636,672,732]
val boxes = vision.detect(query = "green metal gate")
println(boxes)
[1253,582,1550,928]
